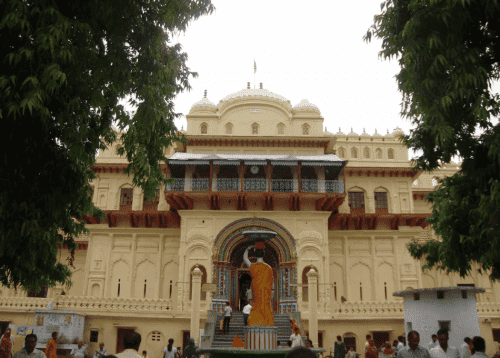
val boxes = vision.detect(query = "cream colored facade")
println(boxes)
[2,85,500,357]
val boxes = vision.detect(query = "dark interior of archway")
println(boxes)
[230,239,279,268]
[272,165,293,180]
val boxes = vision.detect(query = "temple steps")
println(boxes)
[211,313,293,348]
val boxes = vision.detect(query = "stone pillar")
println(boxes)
[130,234,138,298]
[371,236,376,300]
[343,236,349,301]
[155,234,165,299]
[158,185,170,211]
[190,266,203,345]
[306,268,319,348]
[105,233,115,298]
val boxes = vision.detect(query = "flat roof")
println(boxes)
[393,286,485,297]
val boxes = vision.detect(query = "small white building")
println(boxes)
[394,286,485,350]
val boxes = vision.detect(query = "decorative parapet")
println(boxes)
[0,296,175,316]
[335,301,405,318]
[0,297,51,311]
[476,302,500,317]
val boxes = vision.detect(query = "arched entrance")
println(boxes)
[211,218,298,314]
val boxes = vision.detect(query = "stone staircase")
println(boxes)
[211,313,294,348]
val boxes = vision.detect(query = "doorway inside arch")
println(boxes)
[238,272,251,311]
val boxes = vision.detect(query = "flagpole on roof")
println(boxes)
[254,59,256,89]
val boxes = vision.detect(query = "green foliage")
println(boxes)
[0,0,214,292]
[365,0,500,280]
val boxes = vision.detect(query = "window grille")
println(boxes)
[348,192,365,209]
[90,331,99,343]
[201,123,208,134]
[120,188,133,205]
[375,192,388,214]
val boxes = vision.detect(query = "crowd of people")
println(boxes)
[346,330,497,358]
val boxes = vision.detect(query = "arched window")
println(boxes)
[302,124,310,135]
[252,123,259,135]
[277,123,285,135]
[190,265,207,300]
[338,147,346,158]
[375,148,382,159]
[351,147,358,158]
[388,148,394,159]
[363,147,370,159]
[225,123,233,134]
[201,122,208,134]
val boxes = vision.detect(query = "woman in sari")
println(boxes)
[379,342,395,358]
[365,340,379,358]
[0,329,12,358]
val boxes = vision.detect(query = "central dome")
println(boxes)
[220,88,291,105]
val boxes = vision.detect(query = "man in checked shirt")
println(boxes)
[397,331,431,358]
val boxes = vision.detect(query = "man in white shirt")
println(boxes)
[223,302,232,335]
[116,331,142,358]
[13,334,45,358]
[397,331,431,358]
[398,336,407,354]
[70,341,87,358]
[429,330,460,358]
[428,335,439,351]
[460,338,471,358]
[94,343,108,358]
[468,336,489,358]
[242,301,252,326]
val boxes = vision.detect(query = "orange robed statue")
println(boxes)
[243,241,274,326]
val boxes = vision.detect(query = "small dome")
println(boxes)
[361,128,370,137]
[294,99,319,111]
[335,127,345,135]
[221,88,290,105]
[348,127,358,136]
[191,97,216,109]
[392,126,404,135]
[384,129,393,137]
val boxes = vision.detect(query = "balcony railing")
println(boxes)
[271,179,298,192]
[214,178,240,192]
[301,179,344,193]
[243,178,268,192]
[166,178,185,191]
[166,178,345,194]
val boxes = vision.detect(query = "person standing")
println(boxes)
[428,336,439,352]
[45,333,58,358]
[461,338,471,358]
[366,336,372,351]
[290,327,302,348]
[0,329,12,358]
[70,341,86,358]
[398,337,406,353]
[397,331,430,358]
[93,343,107,358]
[429,330,459,358]
[242,301,252,326]
[223,302,232,335]
[379,342,395,358]
[334,336,346,358]
[348,347,357,358]
[366,340,379,358]
[468,337,488,358]
[13,334,45,358]
[115,331,141,358]
[162,339,178,358]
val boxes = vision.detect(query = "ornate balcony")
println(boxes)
[271,179,297,192]
[214,178,240,192]
[243,178,267,192]
[302,179,344,193]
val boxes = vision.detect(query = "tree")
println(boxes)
[0,0,214,292]
[364,0,500,280]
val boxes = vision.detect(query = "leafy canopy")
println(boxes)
[365,0,500,280]
[0,0,214,292]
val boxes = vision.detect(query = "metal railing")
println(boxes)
[166,178,185,191]
[214,178,240,192]
[271,179,298,192]
[243,178,268,192]
[301,179,344,193]
[166,178,345,193]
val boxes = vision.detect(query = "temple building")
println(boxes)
[2,83,500,357]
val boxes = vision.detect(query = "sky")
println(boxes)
[114,0,499,161]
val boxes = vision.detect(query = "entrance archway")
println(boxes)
[211,218,298,314]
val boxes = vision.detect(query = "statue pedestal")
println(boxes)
[244,326,277,350]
